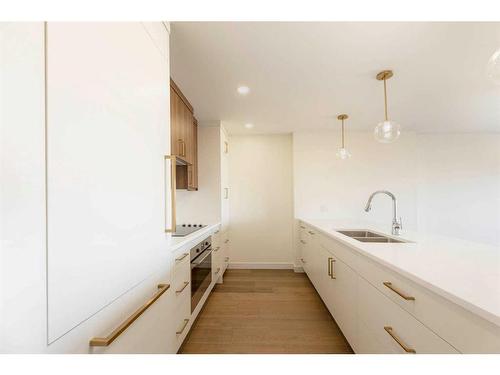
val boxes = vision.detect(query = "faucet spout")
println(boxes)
[364,190,402,235]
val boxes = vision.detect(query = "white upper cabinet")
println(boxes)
[45,23,170,343]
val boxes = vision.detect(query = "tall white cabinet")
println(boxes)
[0,22,176,353]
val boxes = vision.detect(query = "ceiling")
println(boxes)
[170,22,500,135]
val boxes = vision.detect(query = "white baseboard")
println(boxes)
[228,262,294,270]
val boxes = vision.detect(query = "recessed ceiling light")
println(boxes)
[237,85,250,95]
[244,123,254,129]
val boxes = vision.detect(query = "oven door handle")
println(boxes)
[190,249,212,267]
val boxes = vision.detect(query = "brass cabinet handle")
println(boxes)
[176,319,189,335]
[300,239,306,244]
[384,326,416,353]
[89,283,170,346]
[177,139,183,156]
[330,259,336,279]
[215,230,220,234]
[300,225,306,229]
[328,257,333,276]
[224,239,229,244]
[164,156,177,233]
[301,258,306,264]
[383,282,415,301]
[175,253,189,262]
[178,139,186,157]
[175,281,190,295]
[225,257,229,262]
[215,267,221,275]
[308,230,315,235]
[214,246,220,252]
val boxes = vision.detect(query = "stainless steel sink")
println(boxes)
[337,230,409,243]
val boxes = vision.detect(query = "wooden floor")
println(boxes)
[180,269,353,354]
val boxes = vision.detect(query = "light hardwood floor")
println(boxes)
[180,269,353,354]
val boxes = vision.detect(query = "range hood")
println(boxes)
[175,156,191,166]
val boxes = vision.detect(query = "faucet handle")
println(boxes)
[399,217,403,230]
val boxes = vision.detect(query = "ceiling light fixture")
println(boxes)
[374,70,400,143]
[487,48,500,84]
[336,114,351,160]
[237,85,250,95]
[244,123,254,129]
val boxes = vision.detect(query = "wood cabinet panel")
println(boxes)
[170,79,198,189]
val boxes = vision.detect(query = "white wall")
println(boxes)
[293,131,419,234]
[229,134,294,267]
[416,133,500,245]
[293,130,500,246]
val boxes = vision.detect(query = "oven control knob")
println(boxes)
[182,224,186,227]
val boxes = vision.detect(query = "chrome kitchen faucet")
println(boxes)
[364,190,402,235]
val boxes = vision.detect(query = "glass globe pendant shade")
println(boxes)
[374,120,400,143]
[487,49,500,85]
[336,147,351,160]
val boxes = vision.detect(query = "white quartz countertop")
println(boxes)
[165,223,221,252]
[298,218,500,327]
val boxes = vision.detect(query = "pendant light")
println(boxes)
[336,114,351,160]
[374,70,401,143]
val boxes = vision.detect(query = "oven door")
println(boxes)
[190,248,212,312]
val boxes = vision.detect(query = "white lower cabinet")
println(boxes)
[92,284,175,354]
[298,220,500,354]
[357,277,457,354]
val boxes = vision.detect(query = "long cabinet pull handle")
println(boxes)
[224,187,229,199]
[384,326,416,353]
[301,258,306,264]
[164,156,177,233]
[328,257,333,276]
[175,253,189,262]
[183,141,186,157]
[176,319,190,335]
[89,283,170,346]
[383,282,415,301]
[214,246,220,252]
[330,259,336,279]
[300,225,306,229]
[176,281,190,295]
[308,230,315,235]
[300,240,306,244]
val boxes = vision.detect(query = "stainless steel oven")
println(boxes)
[190,237,212,312]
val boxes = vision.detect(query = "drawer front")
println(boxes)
[172,248,190,300]
[212,229,221,248]
[357,276,458,354]
[172,291,191,350]
[357,254,500,353]
[172,248,190,275]
[319,234,358,270]
[298,221,307,240]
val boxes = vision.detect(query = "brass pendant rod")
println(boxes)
[341,119,345,148]
[383,77,389,121]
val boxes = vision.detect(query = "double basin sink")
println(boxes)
[337,230,409,243]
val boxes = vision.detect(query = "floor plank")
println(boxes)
[179,269,353,354]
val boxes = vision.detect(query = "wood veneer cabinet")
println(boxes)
[170,78,198,190]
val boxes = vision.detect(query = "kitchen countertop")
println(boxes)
[165,223,221,252]
[298,218,500,328]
